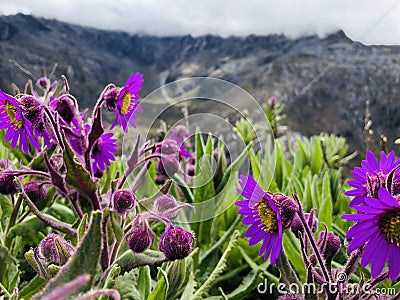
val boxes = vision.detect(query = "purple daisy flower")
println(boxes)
[236,174,283,264]
[91,132,118,173]
[342,188,400,280]
[106,73,144,132]
[346,150,400,206]
[0,90,40,153]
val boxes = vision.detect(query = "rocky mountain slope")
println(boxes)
[1,13,400,151]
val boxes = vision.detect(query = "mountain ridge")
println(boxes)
[1,13,400,151]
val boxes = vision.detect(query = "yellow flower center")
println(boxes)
[379,208,400,246]
[4,101,23,129]
[120,92,135,115]
[253,198,278,234]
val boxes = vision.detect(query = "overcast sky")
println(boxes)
[1,0,400,45]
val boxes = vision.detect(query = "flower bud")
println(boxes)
[0,159,13,170]
[103,87,121,111]
[0,172,18,195]
[20,95,43,128]
[158,225,195,260]
[153,195,179,219]
[36,77,51,90]
[187,164,195,176]
[50,94,77,123]
[157,155,180,177]
[291,212,318,238]
[155,174,166,185]
[37,234,75,265]
[24,181,47,202]
[127,224,155,253]
[270,193,297,229]
[112,189,136,214]
[318,231,341,258]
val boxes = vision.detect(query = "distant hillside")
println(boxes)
[1,13,400,152]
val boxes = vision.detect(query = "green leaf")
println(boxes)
[225,269,263,300]
[19,276,47,300]
[113,250,165,274]
[0,194,12,218]
[0,244,18,264]
[115,269,142,300]
[63,136,98,198]
[34,211,102,299]
[282,231,306,281]
[148,267,169,300]
[319,196,333,230]
[137,266,151,300]
[111,213,124,242]
[310,137,323,174]
[78,213,89,241]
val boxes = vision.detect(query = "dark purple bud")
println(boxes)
[157,155,180,177]
[153,195,179,219]
[103,87,121,111]
[270,193,297,229]
[0,172,18,195]
[278,294,305,300]
[36,77,51,90]
[318,231,341,258]
[127,224,155,253]
[20,95,43,128]
[158,225,195,260]
[187,164,195,176]
[112,189,136,214]
[24,181,47,203]
[291,212,318,238]
[155,174,166,185]
[38,234,75,265]
[50,94,77,123]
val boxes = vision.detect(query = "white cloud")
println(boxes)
[1,0,400,44]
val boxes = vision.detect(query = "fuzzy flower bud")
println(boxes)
[103,87,121,112]
[20,95,43,128]
[291,212,318,238]
[50,94,77,123]
[318,231,341,258]
[37,234,75,265]
[35,77,51,90]
[158,225,195,260]
[270,193,297,229]
[24,181,47,203]
[127,223,155,253]
[0,172,18,195]
[112,189,136,214]
[157,155,180,177]
[187,164,195,176]
[153,195,179,219]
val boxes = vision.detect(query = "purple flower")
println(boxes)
[170,125,189,145]
[105,73,144,132]
[91,132,118,173]
[37,233,75,266]
[342,188,400,280]
[0,90,40,153]
[346,151,400,206]
[236,174,282,264]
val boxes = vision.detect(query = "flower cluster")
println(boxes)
[344,150,400,280]
[126,194,195,260]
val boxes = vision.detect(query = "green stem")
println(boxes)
[4,195,23,248]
